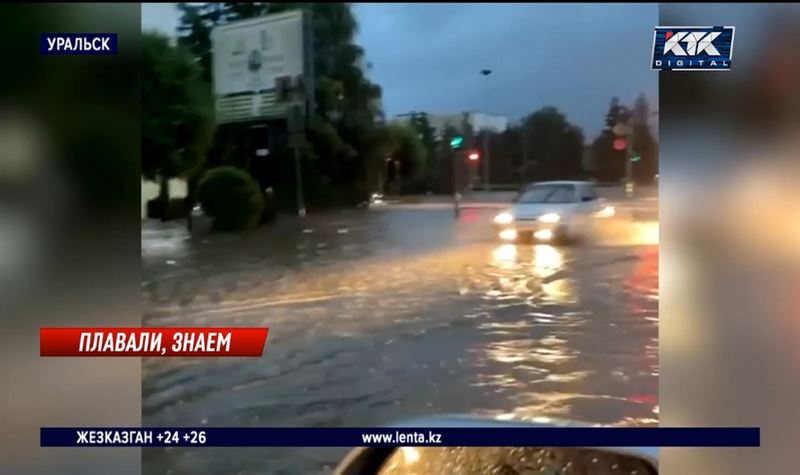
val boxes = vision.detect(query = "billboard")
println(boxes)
[211,10,305,96]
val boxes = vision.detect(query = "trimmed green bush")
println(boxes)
[198,166,264,231]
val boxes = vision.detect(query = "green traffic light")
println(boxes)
[631,154,641,162]
[450,135,463,149]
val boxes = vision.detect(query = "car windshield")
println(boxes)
[518,184,576,203]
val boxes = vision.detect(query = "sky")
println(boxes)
[142,3,658,139]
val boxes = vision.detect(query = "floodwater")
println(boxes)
[142,202,658,475]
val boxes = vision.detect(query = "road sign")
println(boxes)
[211,11,304,96]
[211,10,314,124]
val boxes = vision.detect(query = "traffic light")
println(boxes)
[468,151,480,161]
[450,135,464,150]
[613,138,627,151]
[631,154,641,162]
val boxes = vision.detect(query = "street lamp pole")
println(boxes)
[625,128,634,199]
[612,109,634,199]
[481,69,492,192]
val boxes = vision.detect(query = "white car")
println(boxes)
[493,180,615,242]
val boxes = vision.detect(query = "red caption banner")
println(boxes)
[40,328,269,357]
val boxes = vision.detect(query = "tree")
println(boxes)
[407,112,439,188]
[591,95,657,184]
[390,124,426,179]
[520,107,585,180]
[142,32,215,219]
[495,126,525,183]
[591,132,622,182]
[592,97,630,182]
[605,96,630,129]
[175,3,221,83]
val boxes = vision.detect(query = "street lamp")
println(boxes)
[480,69,492,192]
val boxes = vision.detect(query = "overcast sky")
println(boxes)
[142,3,658,139]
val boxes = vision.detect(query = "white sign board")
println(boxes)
[211,11,304,96]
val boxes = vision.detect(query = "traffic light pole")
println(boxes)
[625,135,634,199]
[481,69,492,192]
[453,149,461,219]
[482,132,490,192]
[614,113,635,200]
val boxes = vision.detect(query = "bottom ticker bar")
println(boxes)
[40,427,760,448]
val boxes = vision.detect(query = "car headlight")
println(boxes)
[538,213,560,223]
[494,212,514,225]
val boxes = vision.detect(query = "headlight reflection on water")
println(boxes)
[491,243,565,276]
[635,222,659,245]
[533,244,563,279]
[491,244,518,269]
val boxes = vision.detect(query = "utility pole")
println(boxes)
[285,76,307,217]
[625,130,634,198]
[612,105,634,199]
[453,148,461,219]
[451,113,471,219]
[289,103,306,217]
[480,69,492,192]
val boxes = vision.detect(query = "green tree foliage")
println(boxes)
[605,96,630,129]
[591,95,657,184]
[389,123,426,180]
[408,113,438,172]
[592,97,629,182]
[494,127,524,183]
[520,107,585,180]
[198,166,265,231]
[591,132,623,182]
[142,32,215,217]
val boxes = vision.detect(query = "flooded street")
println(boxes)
[142,200,658,475]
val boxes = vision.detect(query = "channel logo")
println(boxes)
[652,26,734,71]
[40,33,117,56]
